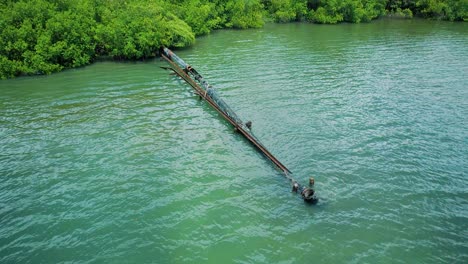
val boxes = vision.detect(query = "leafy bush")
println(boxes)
[417,0,467,21]
[0,0,466,79]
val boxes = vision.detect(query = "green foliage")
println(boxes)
[0,0,54,77]
[416,0,468,21]
[42,3,96,68]
[95,1,194,59]
[224,0,264,28]
[169,0,221,35]
[340,0,367,23]
[417,0,449,18]
[0,0,98,77]
[270,0,297,22]
[387,7,414,18]
[168,0,265,31]
[262,0,320,22]
[308,0,344,23]
[0,0,198,78]
[307,0,386,23]
[386,0,417,12]
[263,0,308,22]
[448,0,468,21]
[362,0,388,21]
[0,0,466,79]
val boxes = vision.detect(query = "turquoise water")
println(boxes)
[1,19,467,263]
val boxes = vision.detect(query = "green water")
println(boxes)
[1,19,467,263]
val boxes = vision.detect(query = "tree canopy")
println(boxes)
[0,0,466,79]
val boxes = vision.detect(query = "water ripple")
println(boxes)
[1,20,467,263]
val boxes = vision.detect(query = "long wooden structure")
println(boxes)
[160,47,318,203]
[160,47,291,175]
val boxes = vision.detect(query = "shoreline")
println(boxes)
[1,17,465,81]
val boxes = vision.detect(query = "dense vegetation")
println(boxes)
[0,0,466,79]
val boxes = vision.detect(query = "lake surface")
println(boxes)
[1,19,467,263]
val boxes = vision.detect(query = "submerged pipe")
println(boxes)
[160,47,317,203]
